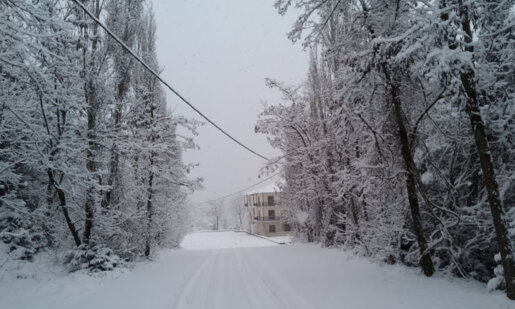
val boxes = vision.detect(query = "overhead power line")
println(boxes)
[70,0,270,161]
[190,172,281,205]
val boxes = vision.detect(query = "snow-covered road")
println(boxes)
[0,231,512,309]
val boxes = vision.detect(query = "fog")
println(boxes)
[153,0,307,204]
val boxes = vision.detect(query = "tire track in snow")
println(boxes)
[232,249,280,309]
[236,248,316,309]
[171,232,314,309]
[172,248,303,309]
[172,250,219,309]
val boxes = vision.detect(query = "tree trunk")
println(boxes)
[144,81,156,257]
[388,69,435,277]
[456,3,515,299]
[144,167,154,257]
[82,0,101,246]
[103,94,122,209]
[103,17,132,209]
[40,89,82,247]
[461,70,515,299]
[47,169,82,247]
[83,67,96,246]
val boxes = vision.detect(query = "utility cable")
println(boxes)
[70,0,270,161]
[190,172,281,205]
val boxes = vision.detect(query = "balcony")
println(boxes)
[251,202,276,207]
[253,216,281,222]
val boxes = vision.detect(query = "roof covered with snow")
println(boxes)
[244,182,281,195]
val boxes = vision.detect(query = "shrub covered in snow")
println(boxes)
[64,245,125,272]
[0,203,53,261]
[487,253,506,292]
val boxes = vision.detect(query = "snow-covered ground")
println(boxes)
[181,231,278,249]
[0,231,512,309]
[265,235,293,244]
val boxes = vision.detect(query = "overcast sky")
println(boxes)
[152,0,307,204]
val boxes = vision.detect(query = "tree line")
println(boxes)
[1,0,199,268]
[257,0,515,299]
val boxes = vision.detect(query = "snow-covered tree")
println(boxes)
[261,0,515,299]
[1,0,199,268]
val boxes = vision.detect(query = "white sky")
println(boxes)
[153,0,307,204]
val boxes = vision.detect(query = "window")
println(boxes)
[284,224,291,232]
[267,196,275,206]
[268,210,275,220]
[269,225,276,233]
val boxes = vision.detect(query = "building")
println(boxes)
[244,183,291,237]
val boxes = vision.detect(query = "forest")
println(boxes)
[256,0,515,299]
[1,0,199,270]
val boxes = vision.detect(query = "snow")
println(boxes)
[0,232,512,309]
[264,235,293,244]
[421,171,434,184]
[180,231,278,250]
[296,210,309,224]
[245,182,280,194]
